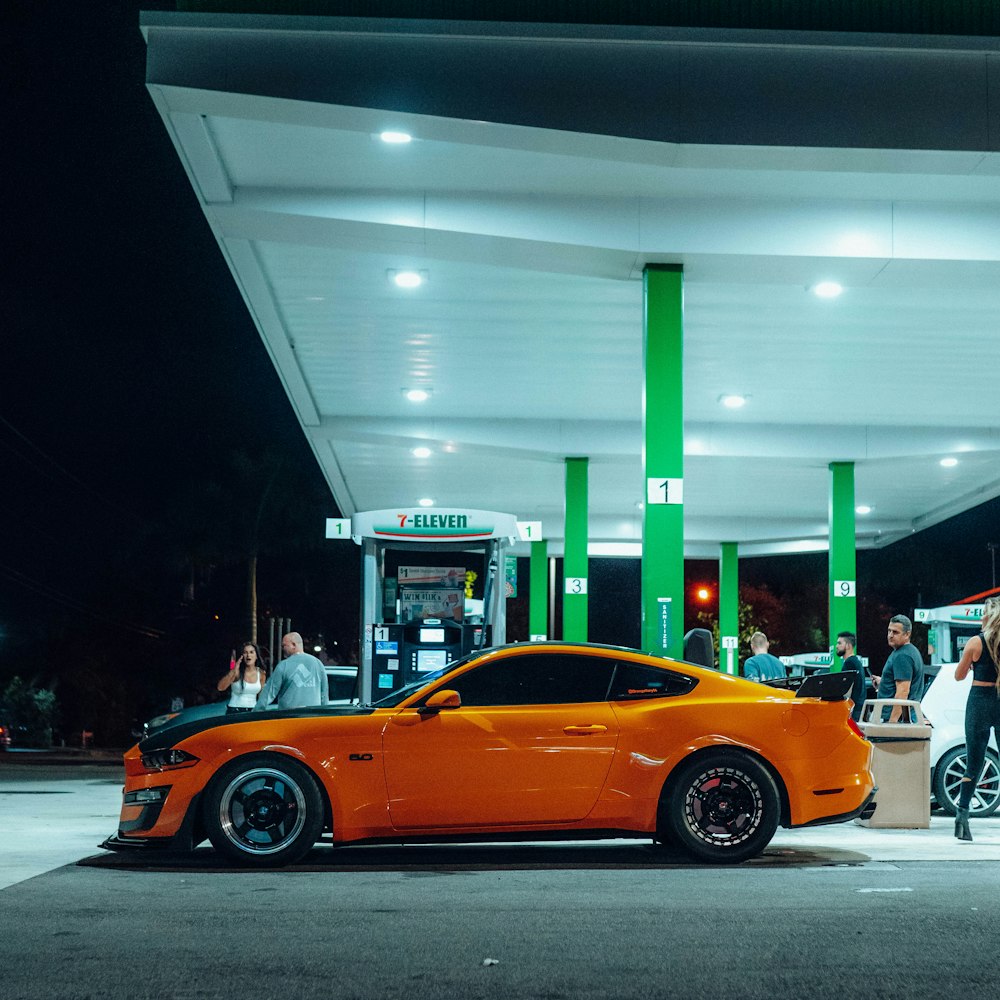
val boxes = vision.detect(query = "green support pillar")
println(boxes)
[641,265,685,659]
[563,457,589,641]
[719,542,739,674]
[829,462,858,671]
[529,539,549,640]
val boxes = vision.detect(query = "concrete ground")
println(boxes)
[2,753,998,889]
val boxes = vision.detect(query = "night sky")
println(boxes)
[3,3,999,740]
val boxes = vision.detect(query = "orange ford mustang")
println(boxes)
[104,642,874,866]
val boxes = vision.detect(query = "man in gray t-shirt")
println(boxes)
[254,632,329,711]
[743,631,786,682]
[873,614,924,722]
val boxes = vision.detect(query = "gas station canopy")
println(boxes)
[140,12,1000,557]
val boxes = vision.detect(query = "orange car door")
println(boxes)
[382,702,619,829]
[381,651,621,830]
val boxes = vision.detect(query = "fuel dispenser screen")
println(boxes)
[416,648,448,672]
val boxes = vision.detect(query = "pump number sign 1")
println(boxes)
[647,478,683,504]
[325,518,351,538]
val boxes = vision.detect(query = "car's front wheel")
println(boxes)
[661,750,780,864]
[204,753,324,866]
[933,746,1000,817]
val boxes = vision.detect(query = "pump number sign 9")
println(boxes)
[833,580,856,597]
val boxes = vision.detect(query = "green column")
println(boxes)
[563,457,589,641]
[829,461,857,671]
[642,265,685,659]
[529,539,549,640]
[719,542,739,674]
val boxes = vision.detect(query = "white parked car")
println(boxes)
[921,662,1000,816]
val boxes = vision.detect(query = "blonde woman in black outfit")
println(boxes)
[953,595,1000,842]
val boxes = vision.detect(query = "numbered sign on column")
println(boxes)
[647,478,684,505]
[516,521,543,541]
[833,580,856,597]
[325,518,351,539]
[565,577,588,595]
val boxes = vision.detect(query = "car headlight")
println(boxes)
[147,712,180,730]
[140,749,199,771]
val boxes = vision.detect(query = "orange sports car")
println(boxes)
[104,642,875,866]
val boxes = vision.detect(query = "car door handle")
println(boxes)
[563,725,608,735]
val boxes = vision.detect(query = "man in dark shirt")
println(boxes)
[871,614,925,722]
[835,630,866,721]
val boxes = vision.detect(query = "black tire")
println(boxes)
[662,751,780,864]
[204,753,324,866]
[932,746,1000,818]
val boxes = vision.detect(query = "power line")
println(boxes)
[0,411,148,529]
[0,562,164,640]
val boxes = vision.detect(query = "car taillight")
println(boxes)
[847,717,867,740]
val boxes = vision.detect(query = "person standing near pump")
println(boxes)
[951,595,1000,843]
[742,632,786,682]
[835,631,866,721]
[218,641,267,714]
[871,614,925,723]
[254,632,329,711]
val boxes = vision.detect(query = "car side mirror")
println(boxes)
[419,689,462,713]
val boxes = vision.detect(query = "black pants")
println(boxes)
[959,686,1000,809]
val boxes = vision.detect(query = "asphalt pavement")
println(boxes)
[4,756,1000,1000]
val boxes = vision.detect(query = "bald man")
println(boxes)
[254,632,329,710]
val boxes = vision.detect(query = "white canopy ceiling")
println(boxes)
[141,13,1000,557]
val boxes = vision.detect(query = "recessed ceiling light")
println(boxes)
[379,131,412,144]
[855,505,872,515]
[719,394,747,409]
[389,269,425,289]
[412,446,432,458]
[418,497,434,507]
[812,281,843,299]
[940,457,958,468]
[404,388,430,403]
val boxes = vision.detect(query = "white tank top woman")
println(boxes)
[217,642,267,714]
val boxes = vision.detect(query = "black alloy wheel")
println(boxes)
[204,753,324,866]
[663,750,780,864]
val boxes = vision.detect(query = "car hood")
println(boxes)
[138,704,375,754]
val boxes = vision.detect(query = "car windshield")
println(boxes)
[368,649,483,708]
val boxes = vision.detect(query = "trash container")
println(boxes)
[855,698,931,829]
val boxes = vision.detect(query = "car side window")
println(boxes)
[443,653,615,707]
[608,661,698,701]
[327,674,357,701]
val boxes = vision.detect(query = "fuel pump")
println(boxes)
[352,508,518,704]
[914,603,985,665]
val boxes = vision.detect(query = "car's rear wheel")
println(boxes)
[933,746,1000,817]
[662,750,780,864]
[204,753,324,866]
